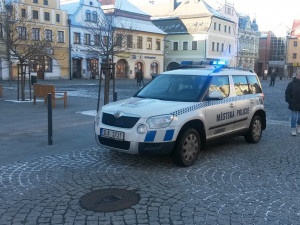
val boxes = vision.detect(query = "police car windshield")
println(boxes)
[135,74,209,102]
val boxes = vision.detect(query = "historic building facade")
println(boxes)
[100,0,165,79]
[132,0,236,70]
[2,0,69,80]
[61,0,105,79]
[286,20,300,78]
[237,15,260,70]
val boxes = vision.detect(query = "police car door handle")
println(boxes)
[230,103,234,108]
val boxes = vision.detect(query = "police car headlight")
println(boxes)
[147,115,174,129]
[137,124,147,134]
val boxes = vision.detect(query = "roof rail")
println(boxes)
[213,66,254,73]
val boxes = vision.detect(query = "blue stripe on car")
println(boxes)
[144,131,156,142]
[164,129,174,141]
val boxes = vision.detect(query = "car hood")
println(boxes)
[101,97,194,117]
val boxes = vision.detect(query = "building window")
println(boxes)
[21,9,26,18]
[212,42,215,51]
[214,22,216,30]
[224,25,227,33]
[94,35,100,46]
[116,34,122,47]
[183,41,188,50]
[87,59,99,74]
[45,29,52,41]
[32,10,38,19]
[229,26,231,34]
[173,41,178,51]
[92,12,97,22]
[293,53,297,59]
[156,39,161,50]
[294,41,297,47]
[58,31,64,43]
[33,0,38,3]
[217,43,219,51]
[74,32,80,44]
[219,24,221,31]
[192,41,197,50]
[229,44,231,53]
[44,0,48,5]
[86,10,91,21]
[150,62,159,75]
[104,36,108,46]
[137,36,143,49]
[18,26,27,40]
[56,14,60,23]
[30,56,52,72]
[127,35,133,48]
[32,28,40,41]
[147,37,152,49]
[221,43,224,52]
[44,12,50,21]
[84,33,91,45]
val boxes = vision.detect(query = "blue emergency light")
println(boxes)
[211,60,228,65]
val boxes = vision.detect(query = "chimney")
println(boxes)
[169,0,176,12]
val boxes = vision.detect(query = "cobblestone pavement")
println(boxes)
[1,78,300,224]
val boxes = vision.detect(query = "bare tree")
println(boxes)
[0,2,55,100]
[83,8,137,105]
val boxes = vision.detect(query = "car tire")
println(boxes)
[173,128,201,167]
[244,115,262,143]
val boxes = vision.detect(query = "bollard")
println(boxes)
[113,92,117,102]
[48,93,53,145]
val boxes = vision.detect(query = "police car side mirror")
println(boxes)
[207,91,224,100]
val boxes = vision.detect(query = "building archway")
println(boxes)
[150,61,159,76]
[116,59,128,78]
[167,62,180,71]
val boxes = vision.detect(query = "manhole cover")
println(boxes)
[80,189,139,212]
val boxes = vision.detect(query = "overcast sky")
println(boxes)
[208,0,299,36]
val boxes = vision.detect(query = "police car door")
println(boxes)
[232,75,251,131]
[205,75,234,139]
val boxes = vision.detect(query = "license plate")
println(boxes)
[100,128,124,141]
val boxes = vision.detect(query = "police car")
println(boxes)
[95,61,266,166]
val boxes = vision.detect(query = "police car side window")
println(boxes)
[208,76,229,97]
[232,76,250,96]
[247,75,262,94]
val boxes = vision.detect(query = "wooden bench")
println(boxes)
[0,84,2,98]
[33,84,67,108]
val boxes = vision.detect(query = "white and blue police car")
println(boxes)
[95,61,266,166]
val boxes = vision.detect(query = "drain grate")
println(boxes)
[80,188,139,212]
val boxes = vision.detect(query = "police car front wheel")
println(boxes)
[173,128,201,167]
[244,115,262,143]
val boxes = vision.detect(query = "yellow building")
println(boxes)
[10,0,69,80]
[287,37,300,78]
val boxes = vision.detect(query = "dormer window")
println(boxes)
[90,1,93,6]
[86,10,91,21]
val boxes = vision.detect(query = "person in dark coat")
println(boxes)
[285,72,300,136]
[136,69,144,86]
[269,69,277,87]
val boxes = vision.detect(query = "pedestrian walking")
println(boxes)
[136,69,144,86]
[269,69,277,87]
[285,71,300,136]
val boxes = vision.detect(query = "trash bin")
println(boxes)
[31,75,37,85]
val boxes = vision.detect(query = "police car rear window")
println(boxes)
[136,74,209,102]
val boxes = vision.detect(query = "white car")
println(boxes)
[95,64,266,166]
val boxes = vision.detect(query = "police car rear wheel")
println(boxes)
[174,128,200,167]
[244,115,262,143]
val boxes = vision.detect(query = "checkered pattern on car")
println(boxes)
[172,95,256,117]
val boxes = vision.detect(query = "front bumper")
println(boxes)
[96,135,175,155]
